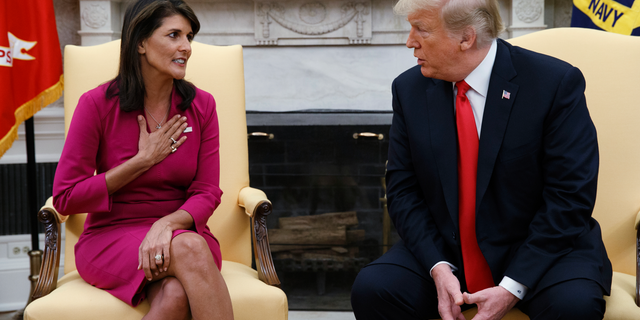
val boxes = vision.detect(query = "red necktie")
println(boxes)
[455,80,494,293]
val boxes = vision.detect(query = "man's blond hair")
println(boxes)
[395,0,504,48]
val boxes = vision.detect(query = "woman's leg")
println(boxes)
[143,277,190,320]
[150,232,233,320]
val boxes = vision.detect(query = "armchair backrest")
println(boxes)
[508,28,640,276]
[62,41,252,274]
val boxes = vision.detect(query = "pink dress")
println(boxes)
[53,82,223,306]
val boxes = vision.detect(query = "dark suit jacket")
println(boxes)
[386,39,612,300]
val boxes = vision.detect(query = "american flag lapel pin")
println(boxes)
[502,90,511,100]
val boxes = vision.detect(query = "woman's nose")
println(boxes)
[179,37,191,53]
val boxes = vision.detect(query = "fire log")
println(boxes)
[278,211,358,229]
[269,225,347,245]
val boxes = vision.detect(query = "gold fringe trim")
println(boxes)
[0,75,64,159]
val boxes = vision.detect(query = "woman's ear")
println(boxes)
[138,40,146,54]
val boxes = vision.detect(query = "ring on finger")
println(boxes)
[171,146,177,153]
[154,254,163,262]
[170,137,177,144]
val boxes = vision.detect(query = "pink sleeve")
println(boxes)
[52,92,111,215]
[179,93,223,234]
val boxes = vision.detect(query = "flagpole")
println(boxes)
[25,117,42,310]
[25,117,39,250]
[14,117,43,319]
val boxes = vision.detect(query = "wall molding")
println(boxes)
[511,0,547,37]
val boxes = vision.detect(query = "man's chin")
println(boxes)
[419,67,434,79]
[420,67,452,82]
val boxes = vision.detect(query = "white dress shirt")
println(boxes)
[429,39,528,300]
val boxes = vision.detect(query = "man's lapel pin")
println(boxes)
[502,90,511,100]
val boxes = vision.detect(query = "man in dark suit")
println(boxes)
[351,0,612,319]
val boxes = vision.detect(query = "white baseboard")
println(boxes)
[0,234,65,312]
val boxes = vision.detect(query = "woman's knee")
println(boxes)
[172,233,209,260]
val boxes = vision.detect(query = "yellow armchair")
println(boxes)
[433,28,640,320]
[23,41,288,320]
[508,27,640,320]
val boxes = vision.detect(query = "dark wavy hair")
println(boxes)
[106,0,200,111]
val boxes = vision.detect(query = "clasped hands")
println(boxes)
[432,264,520,320]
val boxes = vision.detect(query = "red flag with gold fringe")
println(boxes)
[0,0,63,158]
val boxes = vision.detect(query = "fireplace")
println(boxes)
[247,117,400,310]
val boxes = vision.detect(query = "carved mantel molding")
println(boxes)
[74,0,552,47]
[255,1,372,45]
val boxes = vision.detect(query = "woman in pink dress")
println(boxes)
[52,0,233,319]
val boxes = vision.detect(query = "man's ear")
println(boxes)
[459,26,477,51]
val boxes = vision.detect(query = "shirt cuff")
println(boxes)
[429,261,458,278]
[499,276,528,300]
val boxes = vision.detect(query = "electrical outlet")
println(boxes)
[8,241,31,258]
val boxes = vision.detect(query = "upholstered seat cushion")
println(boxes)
[24,261,288,320]
[604,272,640,320]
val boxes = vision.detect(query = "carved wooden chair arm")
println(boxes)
[635,209,640,307]
[238,187,281,287]
[31,197,66,301]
